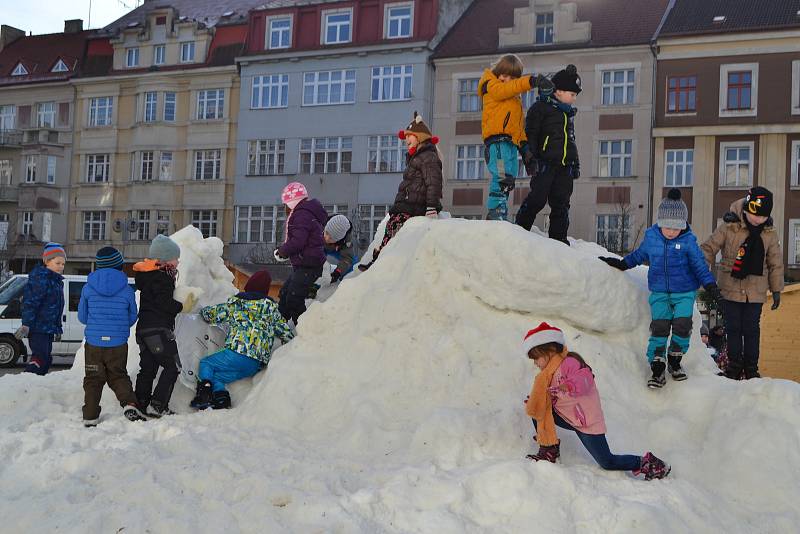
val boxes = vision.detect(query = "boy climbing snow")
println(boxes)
[479,54,553,220]
[600,189,722,388]
[191,270,294,410]
[324,214,359,283]
[515,65,581,244]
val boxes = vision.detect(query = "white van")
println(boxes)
[0,274,135,367]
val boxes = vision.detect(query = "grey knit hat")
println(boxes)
[148,234,180,261]
[325,214,351,243]
[657,188,688,230]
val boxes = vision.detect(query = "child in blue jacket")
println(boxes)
[600,189,722,388]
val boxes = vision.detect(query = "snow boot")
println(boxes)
[146,401,176,418]
[633,452,671,481]
[526,442,560,463]
[744,367,761,380]
[123,404,147,422]
[647,357,667,389]
[725,361,744,381]
[358,261,374,272]
[667,353,687,381]
[190,380,213,410]
[83,418,100,428]
[211,390,231,410]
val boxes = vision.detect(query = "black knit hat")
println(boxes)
[743,186,773,217]
[552,64,582,94]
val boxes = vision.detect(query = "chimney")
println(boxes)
[0,25,25,52]
[64,19,84,34]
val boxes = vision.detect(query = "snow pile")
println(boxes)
[171,225,238,312]
[1,219,799,533]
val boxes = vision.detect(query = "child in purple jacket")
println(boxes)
[274,182,327,324]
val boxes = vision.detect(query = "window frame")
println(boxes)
[51,59,69,73]
[368,135,406,173]
[159,151,173,181]
[0,160,12,185]
[156,210,171,235]
[46,156,56,184]
[601,69,635,106]
[357,204,390,248]
[535,12,554,44]
[719,63,758,117]
[718,141,754,189]
[385,2,413,39]
[247,139,286,176]
[38,101,56,128]
[131,209,151,241]
[191,209,218,238]
[0,105,15,130]
[153,45,166,66]
[791,140,800,189]
[86,154,110,183]
[302,69,356,106]
[789,219,800,266]
[596,214,632,255]
[25,155,36,183]
[457,78,480,113]
[664,148,694,187]
[598,140,634,178]
[138,151,155,181]
[455,144,485,180]
[299,137,353,174]
[11,63,28,76]
[370,65,413,102]
[163,92,176,122]
[82,211,107,241]
[22,211,34,236]
[792,60,800,116]
[667,75,697,114]
[235,205,284,244]
[126,47,140,68]
[180,41,196,63]
[196,89,225,120]
[143,91,158,122]
[322,8,353,45]
[267,16,293,50]
[251,74,289,109]
[194,149,222,180]
[88,97,113,127]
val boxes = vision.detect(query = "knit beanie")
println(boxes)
[743,186,773,217]
[282,182,308,210]
[244,270,272,296]
[656,188,688,230]
[95,246,124,270]
[522,322,566,356]
[398,111,438,145]
[700,323,710,336]
[42,242,66,263]
[551,64,582,94]
[148,234,180,261]
[325,214,351,243]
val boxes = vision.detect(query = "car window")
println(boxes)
[69,281,86,312]
[0,277,26,305]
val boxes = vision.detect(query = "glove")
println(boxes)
[722,212,739,223]
[181,292,198,314]
[425,207,438,219]
[14,325,29,340]
[771,291,781,310]
[570,162,580,180]
[522,148,538,178]
[499,176,516,195]
[599,256,628,271]
[330,269,343,284]
[532,74,554,96]
[54,334,62,342]
[704,283,723,310]
[273,249,288,262]
[307,283,320,299]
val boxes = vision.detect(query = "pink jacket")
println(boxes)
[550,357,607,435]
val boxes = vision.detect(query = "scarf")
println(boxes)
[731,218,765,279]
[525,349,566,446]
[160,262,178,282]
[537,94,577,117]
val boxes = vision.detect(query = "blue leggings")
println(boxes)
[198,349,262,392]
[532,411,641,471]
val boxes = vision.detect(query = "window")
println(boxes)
[300,137,352,174]
[719,143,753,188]
[22,212,33,236]
[665,149,693,187]
[159,152,173,181]
[599,140,633,177]
[727,71,751,110]
[303,70,356,106]
[88,97,113,127]
[371,65,413,102]
[667,76,697,113]
[38,102,55,128]
[0,160,11,184]
[368,135,405,172]
[791,140,800,188]
[458,78,480,112]
[247,140,285,175]
[68,281,86,312]
[596,214,632,255]
[126,48,140,68]
[144,92,157,122]
[163,92,176,121]
[252,75,289,109]
[41,212,52,242]
[138,151,154,181]
[180,42,196,63]
[792,60,800,115]
[194,149,221,180]
[86,154,110,183]
[789,220,800,265]
[455,145,485,180]
[0,105,15,130]
[719,63,758,117]
[602,70,635,105]
[131,210,150,240]
[46,156,56,184]
[197,89,224,120]
[535,12,554,44]
[25,155,36,183]
[357,204,389,248]
[51,59,69,73]
[386,4,412,39]
[82,211,106,240]
[154,45,166,66]
[11,63,28,76]
[235,206,285,243]
[323,204,349,215]
[268,17,292,49]
[156,211,170,235]
[191,210,217,238]
[323,10,352,44]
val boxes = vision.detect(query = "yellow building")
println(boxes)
[760,284,800,382]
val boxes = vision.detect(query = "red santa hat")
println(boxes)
[522,322,566,356]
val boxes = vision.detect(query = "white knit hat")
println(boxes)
[522,322,566,356]
[325,214,351,243]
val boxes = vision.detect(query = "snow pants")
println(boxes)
[24,332,53,375]
[134,328,180,410]
[83,342,138,420]
[199,349,263,392]
[515,164,573,243]
[279,265,323,324]
[372,213,413,262]
[722,300,763,376]
[647,291,695,363]
[485,140,519,221]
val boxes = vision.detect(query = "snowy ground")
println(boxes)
[1,220,798,533]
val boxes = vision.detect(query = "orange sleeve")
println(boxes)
[484,75,533,101]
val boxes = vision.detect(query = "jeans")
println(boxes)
[199,349,262,392]
[278,265,323,324]
[24,332,54,375]
[532,411,640,471]
[515,164,574,243]
[485,140,519,220]
[722,300,763,372]
[647,291,696,362]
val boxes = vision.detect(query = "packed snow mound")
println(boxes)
[171,225,238,312]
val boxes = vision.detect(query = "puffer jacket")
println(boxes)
[700,199,784,303]
[200,292,294,365]
[550,356,606,435]
[390,142,443,216]
[78,268,137,347]
[479,69,532,147]
[133,259,183,333]
[22,265,64,335]
[278,198,327,268]
[525,95,579,166]
[624,224,716,294]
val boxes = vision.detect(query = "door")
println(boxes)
[58,279,86,354]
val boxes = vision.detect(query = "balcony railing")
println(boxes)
[0,129,22,146]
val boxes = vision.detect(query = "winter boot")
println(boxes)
[123,404,147,422]
[647,357,667,389]
[146,401,176,418]
[744,367,761,380]
[725,360,744,381]
[633,452,671,481]
[211,390,231,410]
[358,261,374,272]
[190,380,213,410]
[526,442,560,463]
[667,352,688,381]
[83,418,100,428]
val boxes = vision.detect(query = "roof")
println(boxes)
[433,0,670,59]
[660,0,800,37]
[0,30,93,87]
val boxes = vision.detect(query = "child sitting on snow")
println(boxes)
[599,189,721,388]
[190,270,294,410]
[324,214,359,283]
[523,322,670,480]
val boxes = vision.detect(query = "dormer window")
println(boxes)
[268,17,292,49]
[11,63,28,76]
[535,12,554,44]
[126,47,140,68]
[386,3,413,39]
[180,42,196,63]
[51,59,69,73]
[323,9,352,45]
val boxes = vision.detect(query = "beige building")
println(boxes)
[431,0,669,253]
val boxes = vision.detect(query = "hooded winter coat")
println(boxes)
[390,142,443,216]
[479,69,532,147]
[525,95,579,166]
[133,259,183,332]
[277,198,327,268]
[22,265,64,335]
[700,199,784,304]
[78,268,137,347]
[549,357,606,435]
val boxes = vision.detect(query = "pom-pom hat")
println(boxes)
[282,182,308,210]
[398,111,439,145]
[523,322,566,356]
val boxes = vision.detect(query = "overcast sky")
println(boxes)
[2,0,139,35]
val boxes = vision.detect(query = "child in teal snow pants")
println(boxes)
[485,139,519,221]
[647,291,696,366]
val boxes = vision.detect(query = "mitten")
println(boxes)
[425,207,438,219]
[599,256,628,271]
[181,292,199,314]
[522,149,538,178]
[14,325,29,340]
[570,162,580,180]
[499,176,516,194]
[533,74,554,96]
[704,283,723,309]
[771,291,781,310]
[330,269,342,284]
[273,249,288,262]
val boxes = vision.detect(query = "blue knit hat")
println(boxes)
[148,234,180,261]
[42,242,66,263]
[96,246,124,270]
